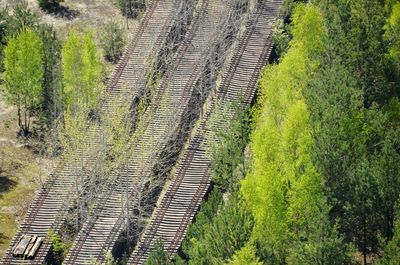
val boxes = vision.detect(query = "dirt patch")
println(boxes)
[0,0,137,42]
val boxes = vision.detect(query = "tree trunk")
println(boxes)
[17,100,22,132]
[24,109,28,135]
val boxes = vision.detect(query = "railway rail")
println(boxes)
[128,1,283,263]
[62,1,232,264]
[1,1,182,264]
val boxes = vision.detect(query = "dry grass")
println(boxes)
[0,0,138,44]
[0,0,138,257]
[0,105,47,257]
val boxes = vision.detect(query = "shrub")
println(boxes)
[100,21,125,63]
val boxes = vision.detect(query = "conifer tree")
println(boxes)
[378,215,400,265]
[145,240,170,265]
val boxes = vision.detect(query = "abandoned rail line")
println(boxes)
[2,0,283,264]
[63,1,231,263]
[128,0,282,263]
[2,0,183,264]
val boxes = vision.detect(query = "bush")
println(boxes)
[145,239,170,265]
[100,21,125,63]
[115,0,145,18]
[47,229,66,263]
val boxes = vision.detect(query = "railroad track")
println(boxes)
[62,1,232,264]
[128,1,283,263]
[1,1,182,264]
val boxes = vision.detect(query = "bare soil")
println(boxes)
[0,0,136,40]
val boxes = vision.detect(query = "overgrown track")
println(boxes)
[62,1,232,264]
[1,1,180,264]
[128,1,283,263]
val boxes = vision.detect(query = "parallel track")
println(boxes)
[63,1,230,264]
[1,1,180,264]
[128,1,283,263]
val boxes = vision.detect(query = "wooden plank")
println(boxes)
[23,235,37,257]
[12,235,30,256]
[11,235,24,253]
[27,237,43,259]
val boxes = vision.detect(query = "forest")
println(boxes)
[0,0,399,264]
[145,0,400,264]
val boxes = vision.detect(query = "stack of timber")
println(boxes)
[11,236,43,260]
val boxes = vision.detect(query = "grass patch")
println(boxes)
[0,145,41,257]
[0,212,16,256]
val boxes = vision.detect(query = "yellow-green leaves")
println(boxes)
[291,4,327,56]
[62,29,102,112]
[228,244,262,265]
[3,27,43,133]
[82,31,102,109]
[3,28,43,108]
[384,2,400,61]
[241,4,328,263]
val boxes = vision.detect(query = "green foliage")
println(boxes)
[36,24,62,124]
[100,20,125,63]
[145,239,170,265]
[241,4,351,264]
[286,163,353,265]
[184,194,253,265]
[82,31,102,109]
[115,0,145,18]
[62,29,102,112]
[0,4,39,72]
[316,0,394,105]
[0,4,61,127]
[182,190,223,253]
[47,229,66,263]
[384,2,400,88]
[306,1,400,261]
[377,215,400,265]
[272,18,291,60]
[105,250,118,265]
[227,244,262,265]
[210,103,251,192]
[62,28,83,111]
[3,28,43,134]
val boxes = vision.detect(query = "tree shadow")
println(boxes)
[0,176,17,197]
[42,4,79,20]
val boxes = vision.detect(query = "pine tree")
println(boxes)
[145,239,170,265]
[378,214,400,265]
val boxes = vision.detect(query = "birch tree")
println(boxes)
[3,28,43,135]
